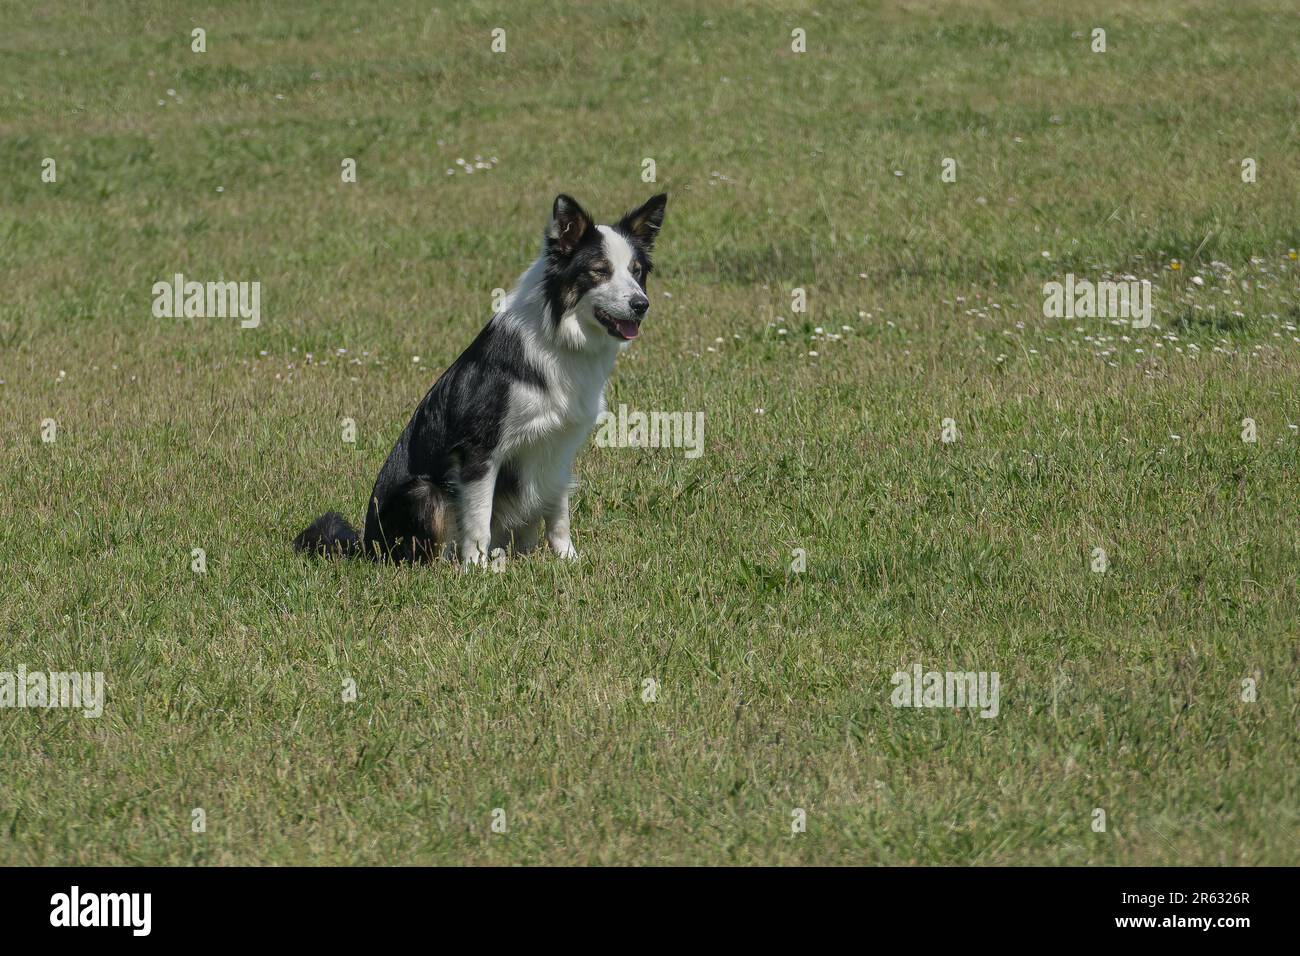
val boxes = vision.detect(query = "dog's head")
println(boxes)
[542,193,667,346]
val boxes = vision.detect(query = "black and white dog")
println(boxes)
[293,192,667,566]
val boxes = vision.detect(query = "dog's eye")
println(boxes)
[589,262,611,280]
[630,262,642,279]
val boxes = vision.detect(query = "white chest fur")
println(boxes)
[493,342,616,528]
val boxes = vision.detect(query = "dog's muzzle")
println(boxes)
[594,304,645,340]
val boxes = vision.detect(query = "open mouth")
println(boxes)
[593,306,640,341]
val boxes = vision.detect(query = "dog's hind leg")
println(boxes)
[403,479,446,562]
[366,478,447,562]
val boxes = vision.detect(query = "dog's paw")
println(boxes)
[548,537,579,561]
[459,540,490,570]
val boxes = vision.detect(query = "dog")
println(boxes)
[293,192,667,566]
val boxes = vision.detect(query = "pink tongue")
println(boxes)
[615,319,640,339]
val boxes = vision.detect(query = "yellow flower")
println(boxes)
[1289,249,1297,260]
[1170,260,1181,270]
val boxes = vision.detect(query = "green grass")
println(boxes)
[1,0,1297,865]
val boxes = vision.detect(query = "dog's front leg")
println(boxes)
[456,463,498,568]
[544,490,578,561]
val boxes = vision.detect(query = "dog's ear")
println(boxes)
[546,194,595,257]
[617,193,667,250]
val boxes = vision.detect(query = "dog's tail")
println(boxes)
[293,511,362,558]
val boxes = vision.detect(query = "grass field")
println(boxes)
[1,1,1297,865]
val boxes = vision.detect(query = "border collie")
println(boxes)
[293,192,668,566]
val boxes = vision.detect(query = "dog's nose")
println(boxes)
[630,294,649,317]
